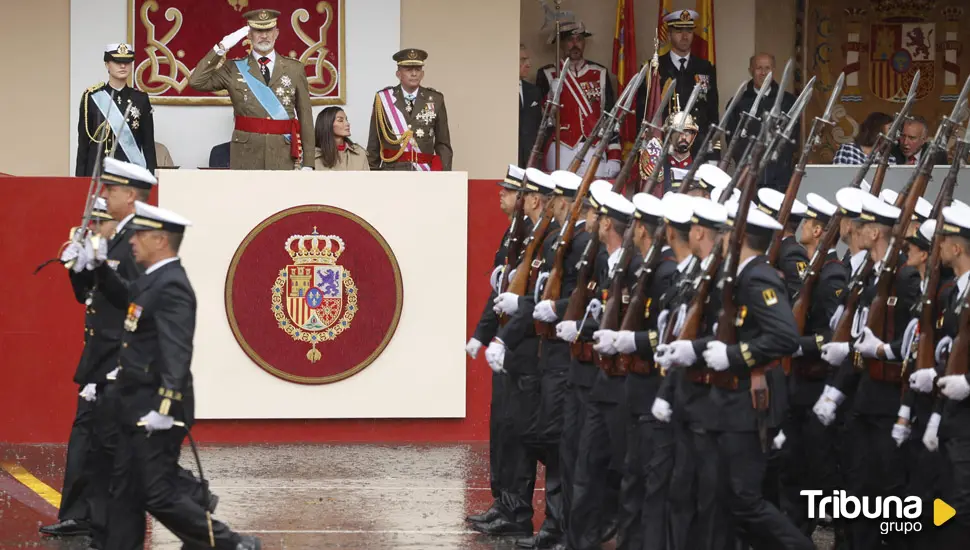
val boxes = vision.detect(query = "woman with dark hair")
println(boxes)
[314,106,369,171]
[832,111,897,165]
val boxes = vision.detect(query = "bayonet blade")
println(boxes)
[884,71,921,143]
[821,72,846,124]
[771,58,794,118]
[749,72,773,116]
[720,80,748,129]
[949,75,970,124]
[783,76,816,137]
[550,58,570,106]
[681,83,702,128]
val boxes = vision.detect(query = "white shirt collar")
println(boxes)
[145,256,179,275]
[850,250,868,278]
[401,86,419,100]
[670,51,690,68]
[607,247,623,272]
[677,254,694,273]
[115,213,135,234]
[737,256,756,276]
[575,219,586,228]
[253,49,276,71]
[957,270,970,296]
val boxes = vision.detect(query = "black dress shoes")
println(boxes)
[39,519,90,536]
[515,529,561,548]
[465,505,502,524]
[471,517,533,537]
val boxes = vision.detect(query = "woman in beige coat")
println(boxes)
[314,106,369,171]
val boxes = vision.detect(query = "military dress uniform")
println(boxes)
[755,187,810,300]
[76,44,156,177]
[367,49,453,171]
[635,10,719,159]
[188,9,314,170]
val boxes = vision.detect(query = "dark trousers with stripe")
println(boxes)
[58,394,97,522]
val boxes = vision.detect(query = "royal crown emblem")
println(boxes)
[271,227,358,363]
[117,43,130,55]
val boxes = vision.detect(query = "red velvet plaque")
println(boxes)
[225,205,403,384]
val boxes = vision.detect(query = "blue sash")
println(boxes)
[91,90,147,168]
[234,59,291,141]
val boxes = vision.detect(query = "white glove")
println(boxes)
[793,346,804,358]
[217,25,250,53]
[79,383,97,402]
[106,366,121,381]
[702,341,730,371]
[593,330,618,355]
[61,241,83,266]
[139,410,175,432]
[820,342,850,366]
[923,412,941,452]
[938,374,970,401]
[465,338,483,359]
[908,369,937,393]
[854,327,889,359]
[556,321,579,343]
[651,397,672,423]
[891,423,911,448]
[586,299,603,324]
[493,292,520,316]
[533,300,558,322]
[828,304,845,332]
[772,430,786,450]
[936,336,953,364]
[484,340,506,374]
[812,386,844,427]
[654,340,697,368]
[300,166,313,171]
[614,331,637,354]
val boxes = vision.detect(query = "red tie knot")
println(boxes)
[258,57,270,66]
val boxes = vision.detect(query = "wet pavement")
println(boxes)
[1,442,835,549]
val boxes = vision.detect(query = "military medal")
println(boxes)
[124,303,143,332]
[415,128,425,138]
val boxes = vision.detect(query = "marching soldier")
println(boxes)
[367,48,453,171]
[755,187,810,299]
[635,10,719,159]
[90,201,260,549]
[76,44,156,177]
[815,193,921,550]
[189,8,315,170]
[536,22,621,178]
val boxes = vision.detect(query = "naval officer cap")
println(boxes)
[711,184,740,205]
[394,48,429,67]
[743,208,785,237]
[756,187,808,221]
[102,157,157,190]
[585,180,614,210]
[804,193,838,224]
[597,190,636,223]
[523,168,557,195]
[665,9,699,30]
[906,219,936,251]
[104,43,135,63]
[694,164,731,192]
[662,192,694,230]
[499,164,525,190]
[632,193,665,224]
[93,197,112,221]
[940,206,970,239]
[835,187,867,218]
[670,167,689,190]
[691,198,728,230]
[951,198,970,213]
[859,193,901,226]
[129,201,192,234]
[243,8,280,30]
[551,170,583,198]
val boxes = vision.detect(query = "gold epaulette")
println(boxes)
[86,82,105,94]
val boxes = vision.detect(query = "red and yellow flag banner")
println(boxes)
[612,0,638,144]
[692,0,716,64]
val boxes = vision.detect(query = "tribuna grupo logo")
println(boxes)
[801,490,922,535]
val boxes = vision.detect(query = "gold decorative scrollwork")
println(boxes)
[291,2,339,97]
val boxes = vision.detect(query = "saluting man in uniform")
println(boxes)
[76,43,156,177]
[536,22,621,178]
[635,10,719,159]
[189,8,315,170]
[367,48,453,171]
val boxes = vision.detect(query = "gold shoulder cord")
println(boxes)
[83,90,112,145]
[374,93,414,163]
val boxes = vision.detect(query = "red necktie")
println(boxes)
[258,57,270,84]
[907,156,916,165]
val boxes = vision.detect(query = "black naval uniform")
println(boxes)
[76,83,157,177]
[566,247,643,550]
[785,250,846,532]
[634,52,718,159]
[777,235,810,301]
[723,80,797,191]
[105,259,245,549]
[831,264,921,550]
[519,79,542,168]
[615,248,678,550]
[692,255,813,550]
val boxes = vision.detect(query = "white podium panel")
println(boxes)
[157,170,468,419]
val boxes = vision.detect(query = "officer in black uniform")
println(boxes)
[634,10,718,159]
[756,187,810,300]
[562,187,640,550]
[465,165,531,527]
[593,192,687,550]
[477,168,559,537]
[96,201,260,549]
[784,193,848,535]
[816,193,921,550]
[76,43,157,177]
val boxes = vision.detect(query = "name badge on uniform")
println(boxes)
[124,303,143,332]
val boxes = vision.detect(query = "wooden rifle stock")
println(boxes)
[498,195,528,294]
[506,200,558,296]
[766,169,804,266]
[945,289,970,377]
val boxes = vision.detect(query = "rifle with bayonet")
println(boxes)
[681,79,747,191]
[718,59,791,173]
[640,83,702,195]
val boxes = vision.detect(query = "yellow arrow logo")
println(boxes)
[934,498,956,526]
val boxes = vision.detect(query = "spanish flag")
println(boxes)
[692,0,716,64]
[656,0,673,56]
[612,0,637,144]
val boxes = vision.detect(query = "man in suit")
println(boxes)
[88,201,261,549]
[188,8,315,170]
[635,9,719,160]
[76,44,157,177]
[536,22,621,178]
[519,45,542,168]
[367,48,453,171]
[892,115,949,165]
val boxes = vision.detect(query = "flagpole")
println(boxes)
[554,0,562,171]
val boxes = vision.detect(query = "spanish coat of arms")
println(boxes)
[271,228,357,362]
